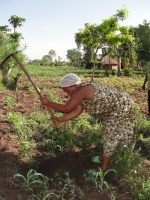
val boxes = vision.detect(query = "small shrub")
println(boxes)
[123,68,134,76]
[112,147,143,178]
[111,69,117,76]
[4,95,16,110]
[104,70,110,77]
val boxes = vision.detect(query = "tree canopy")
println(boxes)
[8,15,26,33]
[134,20,150,63]
[75,5,131,78]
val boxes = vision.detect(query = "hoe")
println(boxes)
[0,51,60,129]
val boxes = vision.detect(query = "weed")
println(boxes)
[104,70,110,77]
[7,112,29,134]
[28,86,35,93]
[4,95,16,110]
[120,174,150,200]
[7,112,36,162]
[56,171,83,199]
[138,177,150,199]
[112,148,143,178]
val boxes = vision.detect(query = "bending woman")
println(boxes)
[40,73,136,171]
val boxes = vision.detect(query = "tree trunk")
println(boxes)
[137,62,141,70]
[117,56,122,76]
[91,48,99,81]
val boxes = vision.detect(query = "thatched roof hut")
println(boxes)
[101,55,118,70]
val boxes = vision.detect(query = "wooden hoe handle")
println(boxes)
[12,53,60,129]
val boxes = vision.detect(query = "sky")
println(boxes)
[1,0,150,61]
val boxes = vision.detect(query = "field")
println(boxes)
[0,66,150,200]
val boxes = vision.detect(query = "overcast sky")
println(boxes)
[1,0,150,61]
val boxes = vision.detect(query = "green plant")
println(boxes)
[36,171,85,200]
[7,112,37,162]
[137,177,150,200]
[112,148,143,178]
[86,168,116,193]
[70,115,102,151]
[123,68,134,76]
[42,193,61,200]
[111,69,117,76]
[4,95,16,110]
[7,112,28,133]
[14,169,49,191]
[18,140,36,163]
[56,171,80,199]
[96,168,116,188]
[28,86,35,93]
[104,70,110,77]
[120,174,150,200]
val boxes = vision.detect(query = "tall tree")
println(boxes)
[0,31,24,80]
[8,15,26,33]
[48,49,56,62]
[134,20,150,63]
[66,48,82,67]
[41,55,52,66]
[0,15,26,82]
[106,26,135,76]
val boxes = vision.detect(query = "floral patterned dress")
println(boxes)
[81,82,136,157]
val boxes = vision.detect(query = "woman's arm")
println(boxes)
[53,105,83,124]
[40,85,94,113]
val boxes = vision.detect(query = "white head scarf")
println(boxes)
[60,73,81,87]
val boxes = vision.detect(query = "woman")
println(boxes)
[40,73,136,171]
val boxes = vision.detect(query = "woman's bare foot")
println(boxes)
[100,156,112,172]
[100,156,104,161]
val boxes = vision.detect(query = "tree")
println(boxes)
[0,31,5,48]
[106,26,135,76]
[0,25,11,33]
[8,15,26,33]
[0,31,7,60]
[48,49,56,62]
[29,59,41,66]
[134,20,150,63]
[41,55,52,66]
[121,27,137,69]
[83,47,95,68]
[75,5,130,79]
[0,31,24,80]
[66,48,82,67]
[0,15,26,82]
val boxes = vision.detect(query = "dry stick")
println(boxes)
[12,53,60,129]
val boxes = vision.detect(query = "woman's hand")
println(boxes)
[40,96,50,106]
[51,116,62,124]
[53,105,83,124]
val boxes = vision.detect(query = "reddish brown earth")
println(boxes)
[0,78,149,200]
